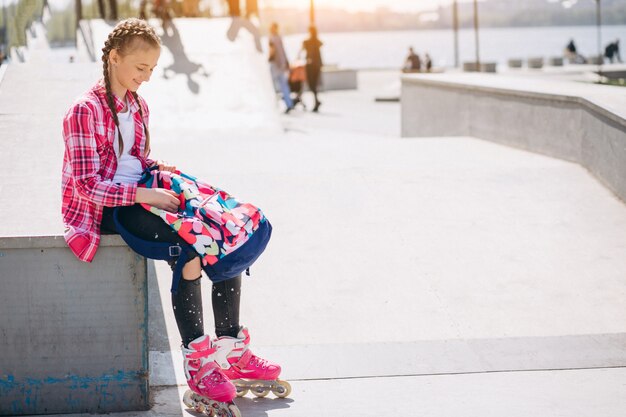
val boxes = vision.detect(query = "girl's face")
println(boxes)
[109,41,160,94]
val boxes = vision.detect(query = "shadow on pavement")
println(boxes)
[226,17,263,53]
[161,22,210,94]
[235,397,294,417]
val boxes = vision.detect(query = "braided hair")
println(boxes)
[101,18,160,157]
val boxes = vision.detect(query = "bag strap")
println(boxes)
[113,207,190,294]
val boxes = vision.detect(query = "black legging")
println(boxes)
[306,64,321,97]
[101,205,242,347]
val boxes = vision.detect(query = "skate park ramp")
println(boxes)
[77,18,281,135]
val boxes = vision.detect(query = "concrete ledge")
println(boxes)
[320,67,358,91]
[401,75,626,202]
[0,235,149,415]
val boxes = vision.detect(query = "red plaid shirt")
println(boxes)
[62,81,155,262]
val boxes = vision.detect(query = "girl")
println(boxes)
[61,18,288,416]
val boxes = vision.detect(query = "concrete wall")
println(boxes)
[321,68,358,91]
[0,235,149,415]
[401,77,626,203]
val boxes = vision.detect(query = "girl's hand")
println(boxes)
[153,159,177,173]
[136,188,180,213]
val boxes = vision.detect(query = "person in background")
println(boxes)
[564,39,586,64]
[424,53,432,72]
[301,25,323,112]
[245,0,259,19]
[268,22,294,113]
[182,0,200,17]
[227,0,240,17]
[604,39,622,64]
[404,47,421,72]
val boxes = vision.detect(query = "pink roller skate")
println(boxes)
[181,335,241,417]
[212,327,292,399]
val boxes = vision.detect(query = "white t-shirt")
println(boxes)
[112,101,143,184]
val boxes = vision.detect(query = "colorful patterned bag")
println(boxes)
[115,167,272,292]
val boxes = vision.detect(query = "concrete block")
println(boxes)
[463,62,479,72]
[528,57,544,69]
[0,236,149,416]
[320,68,358,91]
[508,59,523,68]
[549,57,564,66]
[588,55,604,65]
[480,62,497,73]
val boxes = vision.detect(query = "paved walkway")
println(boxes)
[2,19,626,417]
[29,367,626,417]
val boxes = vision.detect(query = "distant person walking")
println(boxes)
[227,0,241,17]
[301,26,323,112]
[604,39,622,64]
[404,47,421,72]
[181,0,200,17]
[268,22,294,113]
[245,0,258,19]
[564,39,586,64]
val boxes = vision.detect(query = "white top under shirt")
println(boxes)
[112,100,143,184]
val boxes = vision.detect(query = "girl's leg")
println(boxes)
[172,274,204,347]
[103,205,205,347]
[212,275,242,338]
[306,64,321,111]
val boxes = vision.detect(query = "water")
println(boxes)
[283,25,626,69]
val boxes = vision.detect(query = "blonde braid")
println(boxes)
[101,18,161,157]
[132,91,151,158]
[102,37,124,155]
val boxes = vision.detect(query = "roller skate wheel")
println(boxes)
[272,380,292,398]
[235,386,249,397]
[228,404,242,417]
[251,382,270,398]
[182,390,196,408]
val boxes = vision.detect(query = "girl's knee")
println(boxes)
[181,256,201,280]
